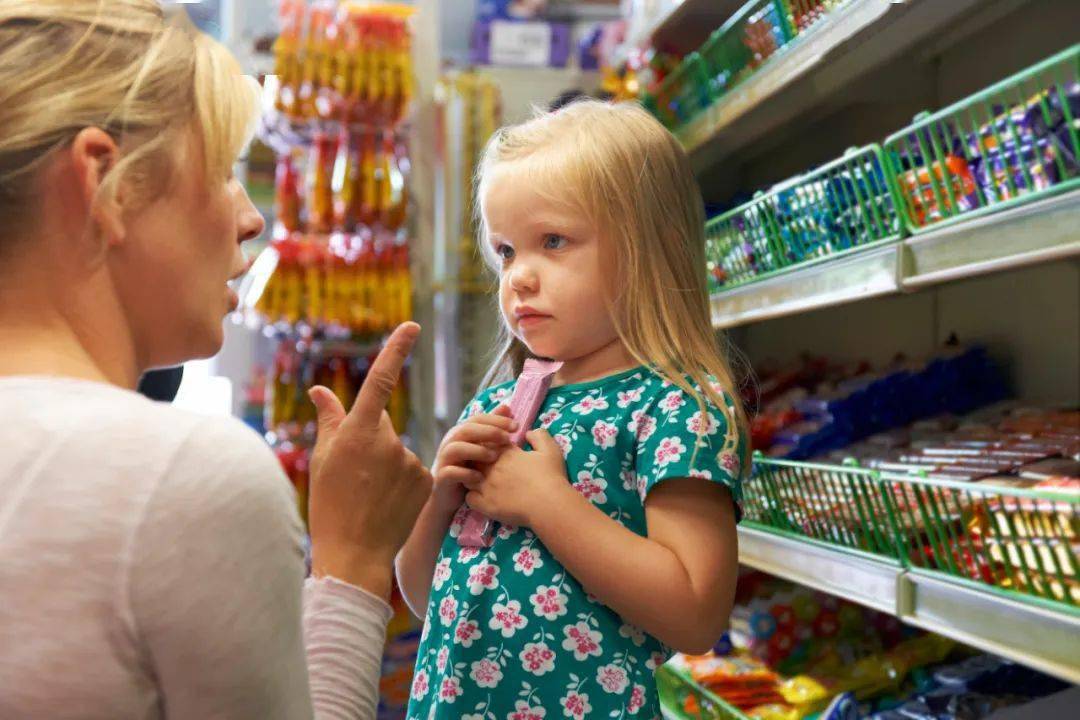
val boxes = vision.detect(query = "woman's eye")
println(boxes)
[495,243,515,261]
[543,234,568,250]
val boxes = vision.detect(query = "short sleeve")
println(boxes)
[633,384,744,511]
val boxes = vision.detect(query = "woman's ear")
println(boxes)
[69,127,125,243]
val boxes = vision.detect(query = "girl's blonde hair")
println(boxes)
[0,0,259,251]
[476,100,749,470]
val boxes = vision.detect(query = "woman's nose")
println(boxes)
[231,179,266,244]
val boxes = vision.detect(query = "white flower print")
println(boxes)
[438,675,463,704]
[628,684,647,714]
[519,641,556,676]
[463,715,484,720]
[636,474,648,503]
[571,395,609,415]
[508,700,547,720]
[467,560,500,595]
[453,619,481,647]
[538,408,561,428]
[720,451,741,476]
[572,471,608,505]
[491,387,512,404]
[464,401,485,419]
[432,557,452,591]
[469,658,503,689]
[438,596,458,626]
[513,547,543,576]
[617,386,644,408]
[410,668,429,700]
[497,523,520,539]
[489,600,528,637]
[561,691,593,719]
[530,585,569,621]
[458,546,481,564]
[686,410,719,436]
[654,436,687,468]
[561,621,603,661]
[619,623,647,647]
[552,434,572,457]
[436,646,449,673]
[660,390,685,413]
[596,663,630,694]
[689,468,713,480]
[628,410,657,442]
[646,651,668,670]
[448,505,469,538]
[590,420,618,449]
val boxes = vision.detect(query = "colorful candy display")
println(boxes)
[661,574,1072,720]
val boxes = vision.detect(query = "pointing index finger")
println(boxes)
[347,322,420,428]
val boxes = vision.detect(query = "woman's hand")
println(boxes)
[431,406,517,515]
[307,323,433,599]
[463,429,572,528]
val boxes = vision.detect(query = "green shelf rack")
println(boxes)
[706,145,903,292]
[884,44,1080,233]
[745,457,1079,613]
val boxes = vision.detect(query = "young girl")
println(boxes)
[397,100,748,720]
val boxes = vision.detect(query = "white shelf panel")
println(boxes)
[738,526,903,615]
[899,571,1080,684]
[711,243,901,330]
[681,0,988,172]
[901,189,1080,289]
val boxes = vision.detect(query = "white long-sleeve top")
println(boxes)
[0,376,389,719]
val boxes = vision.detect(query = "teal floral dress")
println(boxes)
[408,367,745,720]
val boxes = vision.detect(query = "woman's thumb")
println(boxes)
[309,386,347,438]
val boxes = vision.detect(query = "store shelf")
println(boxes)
[711,242,901,329]
[738,526,903,615]
[624,0,745,60]
[681,0,988,173]
[899,571,1080,684]
[901,189,1080,290]
[710,189,1080,329]
[739,527,1080,684]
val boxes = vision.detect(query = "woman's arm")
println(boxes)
[128,420,388,719]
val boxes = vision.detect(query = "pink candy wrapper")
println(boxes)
[458,359,563,547]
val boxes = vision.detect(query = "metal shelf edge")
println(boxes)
[737,526,902,615]
[899,570,1080,684]
[711,244,901,330]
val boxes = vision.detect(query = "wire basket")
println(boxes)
[699,0,794,102]
[657,664,751,720]
[706,145,903,292]
[880,473,1079,609]
[744,457,902,557]
[884,44,1080,232]
[646,53,713,131]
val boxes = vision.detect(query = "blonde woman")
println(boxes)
[0,2,431,717]
[396,101,748,719]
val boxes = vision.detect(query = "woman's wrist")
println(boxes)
[310,545,395,600]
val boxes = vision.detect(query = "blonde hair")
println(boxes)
[0,0,259,249]
[476,100,749,470]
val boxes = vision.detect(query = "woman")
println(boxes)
[0,1,431,717]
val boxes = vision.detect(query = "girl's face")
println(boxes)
[482,162,629,377]
[109,130,264,369]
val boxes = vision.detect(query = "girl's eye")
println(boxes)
[495,243,515,261]
[543,234,568,250]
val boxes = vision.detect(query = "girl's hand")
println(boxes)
[464,429,571,528]
[432,407,517,515]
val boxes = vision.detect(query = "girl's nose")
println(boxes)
[509,263,538,293]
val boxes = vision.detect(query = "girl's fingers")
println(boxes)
[450,422,513,447]
[437,466,485,487]
[463,413,518,433]
[440,441,498,467]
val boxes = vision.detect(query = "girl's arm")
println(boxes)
[395,498,459,617]
[463,431,738,654]
[532,475,737,653]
